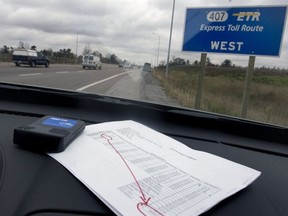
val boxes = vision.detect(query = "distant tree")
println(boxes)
[100,54,110,63]
[193,60,199,66]
[83,44,91,55]
[206,57,211,66]
[206,57,216,66]
[53,48,74,58]
[221,59,232,67]
[110,53,119,64]
[98,53,121,64]
[31,45,37,50]
[171,57,186,66]
[41,49,53,57]
[3,45,9,54]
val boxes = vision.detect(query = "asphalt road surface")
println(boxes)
[0,62,179,106]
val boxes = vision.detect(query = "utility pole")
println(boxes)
[165,0,175,79]
[75,32,79,64]
[152,33,160,67]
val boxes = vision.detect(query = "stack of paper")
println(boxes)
[49,120,260,216]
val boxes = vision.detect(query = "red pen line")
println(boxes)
[101,134,148,201]
[101,133,164,216]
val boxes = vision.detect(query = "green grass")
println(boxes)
[153,65,288,127]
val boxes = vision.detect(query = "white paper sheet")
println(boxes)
[49,120,261,216]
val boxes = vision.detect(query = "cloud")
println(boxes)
[0,0,288,67]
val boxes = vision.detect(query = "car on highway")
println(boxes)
[12,48,50,67]
[82,55,102,70]
[123,62,133,69]
[142,62,151,72]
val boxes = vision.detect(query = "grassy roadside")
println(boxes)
[153,65,288,127]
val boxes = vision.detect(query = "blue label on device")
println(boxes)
[42,117,77,129]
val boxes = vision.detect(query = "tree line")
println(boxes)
[1,42,287,71]
[159,56,234,68]
[0,42,122,65]
[0,41,232,67]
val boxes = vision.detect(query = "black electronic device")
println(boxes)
[13,116,85,152]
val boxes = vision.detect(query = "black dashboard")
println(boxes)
[0,82,287,216]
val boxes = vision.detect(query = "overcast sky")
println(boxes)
[1,0,288,68]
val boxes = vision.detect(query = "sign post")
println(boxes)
[241,56,256,118]
[183,6,287,115]
[195,53,207,109]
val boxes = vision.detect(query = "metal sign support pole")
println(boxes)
[241,56,256,118]
[165,0,175,79]
[195,53,207,109]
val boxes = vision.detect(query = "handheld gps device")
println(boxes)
[13,116,86,152]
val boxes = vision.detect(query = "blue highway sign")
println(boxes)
[182,6,287,56]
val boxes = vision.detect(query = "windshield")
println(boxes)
[0,0,288,128]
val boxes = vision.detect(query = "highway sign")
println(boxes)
[182,6,287,56]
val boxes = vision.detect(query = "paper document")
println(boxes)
[49,120,261,216]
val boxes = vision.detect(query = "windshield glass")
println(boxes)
[0,0,288,127]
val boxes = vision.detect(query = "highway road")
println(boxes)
[0,63,179,106]
[0,63,132,93]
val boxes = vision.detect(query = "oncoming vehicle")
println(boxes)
[82,55,102,70]
[12,49,50,67]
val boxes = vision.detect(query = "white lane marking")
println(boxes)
[77,71,133,91]
[18,73,42,77]
[56,71,70,74]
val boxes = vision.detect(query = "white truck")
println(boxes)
[12,49,50,67]
[82,55,102,70]
[142,62,151,72]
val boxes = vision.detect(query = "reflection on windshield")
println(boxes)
[0,0,287,128]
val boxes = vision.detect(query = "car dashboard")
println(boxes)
[0,82,288,216]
